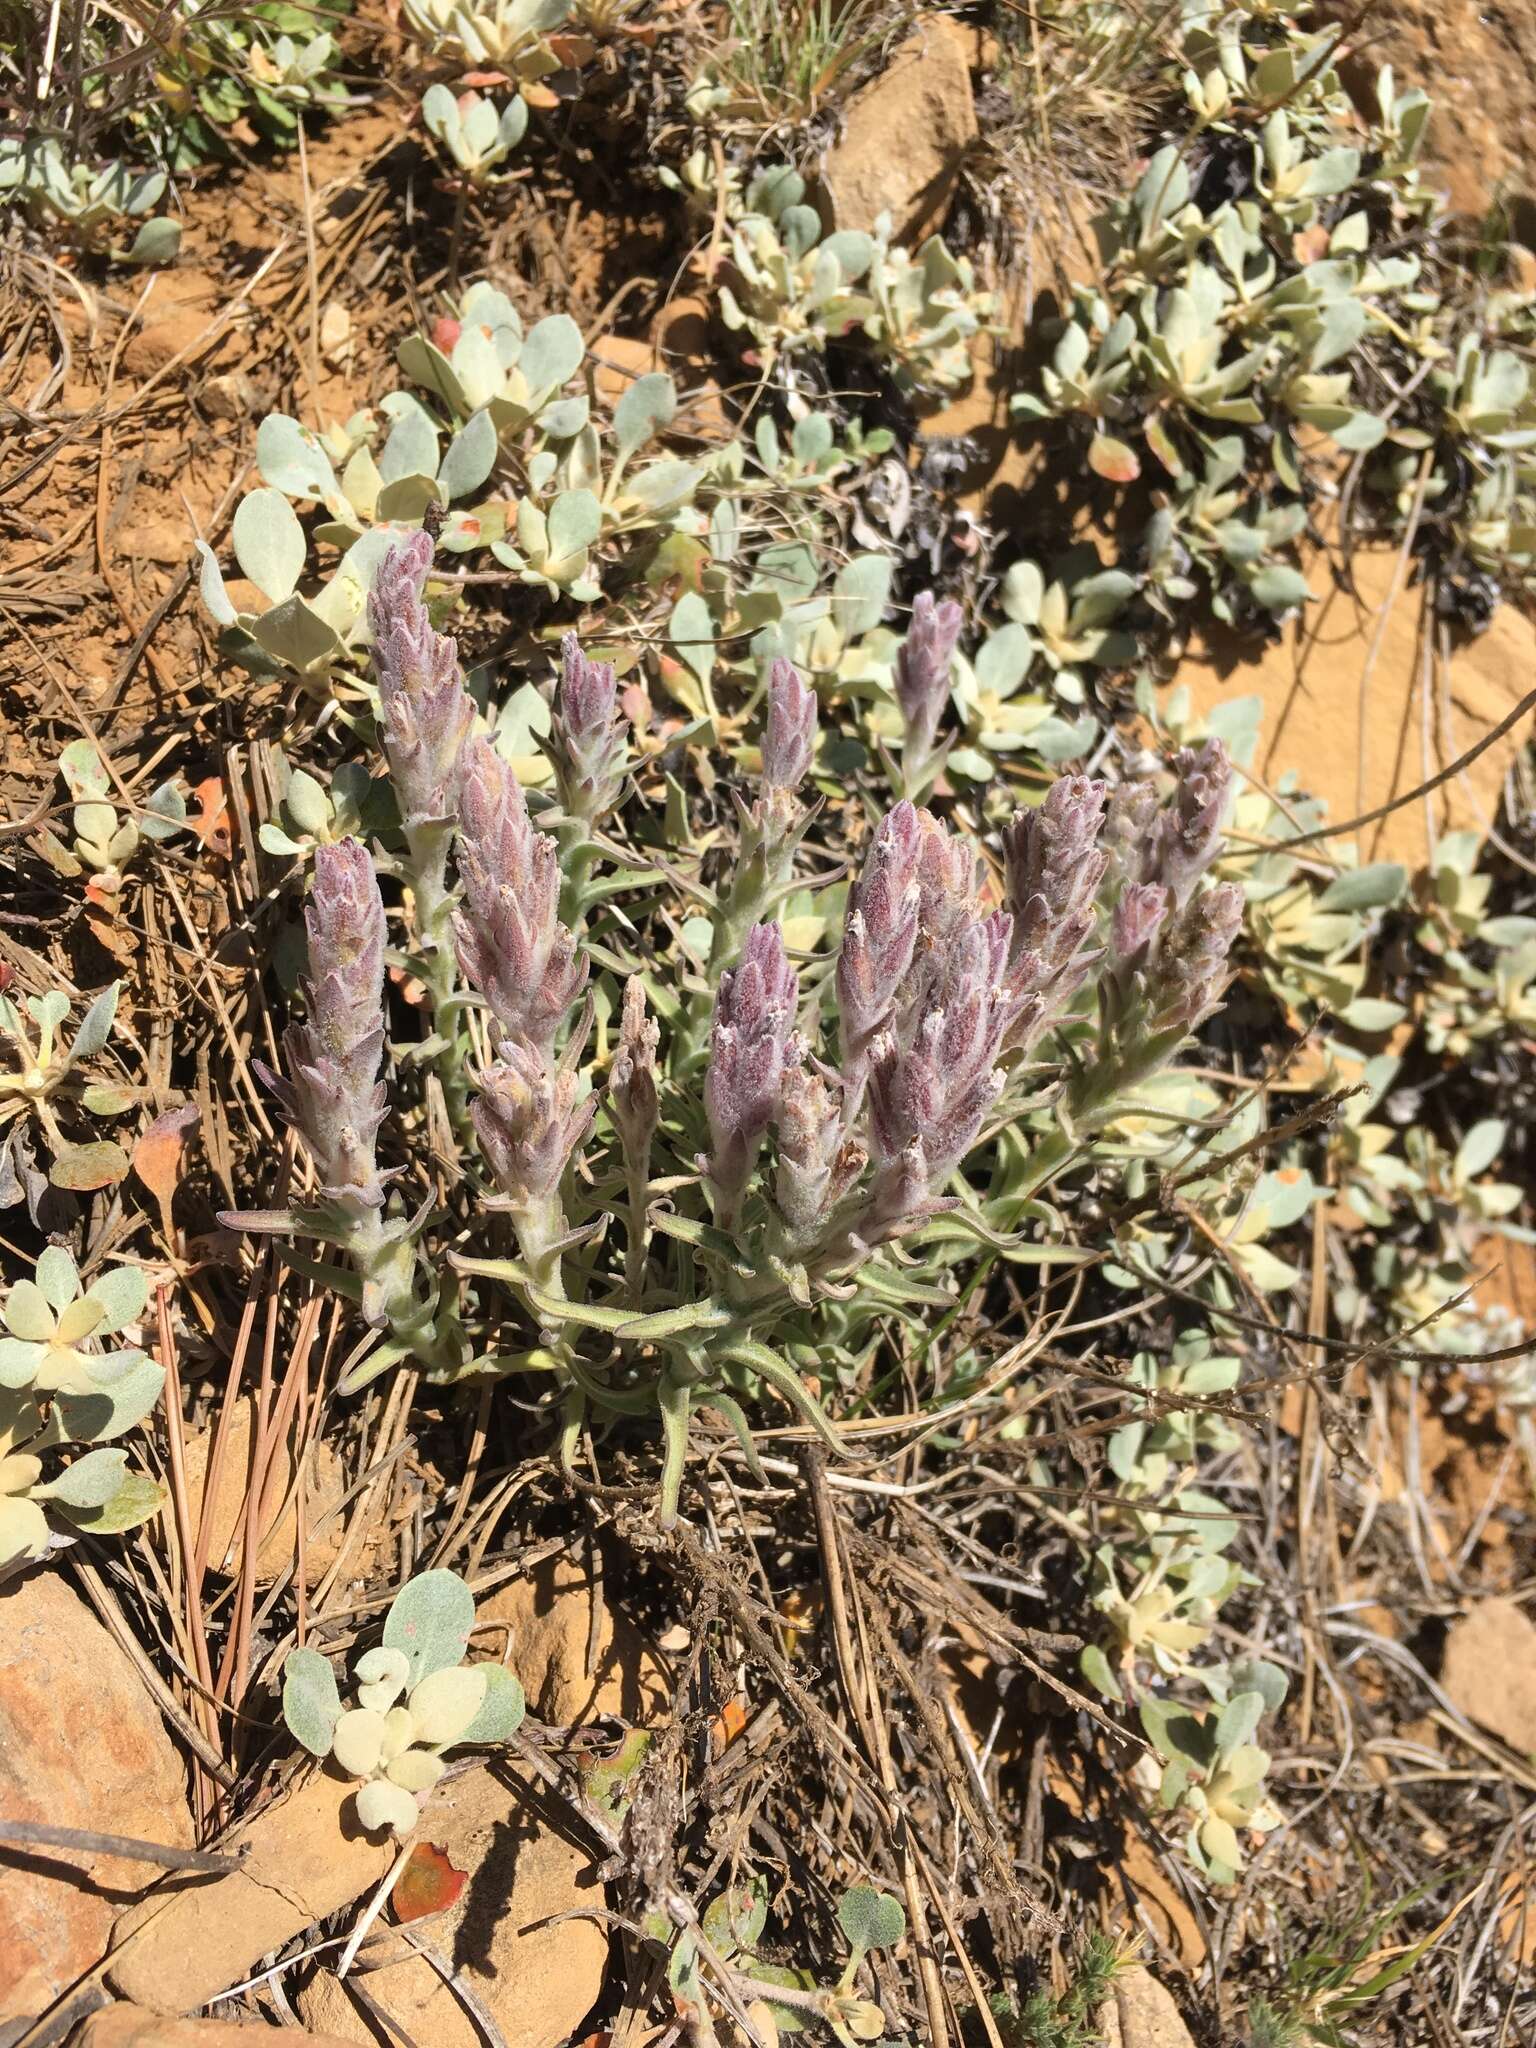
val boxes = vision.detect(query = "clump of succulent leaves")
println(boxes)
[33,741,187,906]
[198,278,907,705]
[0,139,181,264]
[282,1569,524,1836]
[401,0,572,78]
[220,532,1248,1526]
[421,85,529,186]
[0,1247,165,1581]
[1063,1316,1291,1883]
[667,1877,907,2044]
[109,1,353,165]
[1138,1660,1290,1885]
[1,981,141,1203]
[1011,0,1536,645]
[705,164,995,392]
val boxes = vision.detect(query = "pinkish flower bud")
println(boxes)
[867,1017,1007,1187]
[262,839,388,1202]
[1110,880,1168,973]
[453,737,588,1053]
[762,658,817,793]
[1002,776,1109,968]
[1150,882,1243,1029]
[773,1043,864,1250]
[472,1029,596,1217]
[1155,739,1233,905]
[609,976,660,1171]
[1102,778,1161,890]
[893,591,963,776]
[550,633,627,826]
[369,533,475,835]
[836,803,923,1100]
[703,923,798,1224]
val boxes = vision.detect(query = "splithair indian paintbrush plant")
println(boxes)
[223,531,1244,1525]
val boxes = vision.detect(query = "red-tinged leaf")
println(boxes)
[392,1841,468,1924]
[546,31,595,63]
[620,680,652,733]
[431,316,462,352]
[132,1104,201,1237]
[1144,413,1188,481]
[49,1140,130,1191]
[1292,224,1329,264]
[191,776,232,860]
[1088,433,1141,484]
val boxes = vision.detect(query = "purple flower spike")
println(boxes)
[1110,880,1169,974]
[1151,882,1244,1029]
[703,922,799,1225]
[1155,739,1233,905]
[453,737,588,1054]
[368,534,475,835]
[264,839,388,1203]
[1003,777,1109,967]
[473,1029,596,1220]
[893,591,963,785]
[774,1043,863,1251]
[762,658,817,794]
[836,804,924,1101]
[551,632,627,827]
[609,975,660,1170]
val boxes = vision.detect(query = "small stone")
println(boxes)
[1443,1598,1536,1755]
[298,1763,608,2048]
[79,2003,363,2048]
[1096,1967,1197,2048]
[0,1573,193,2026]
[823,17,978,240]
[480,1553,670,1726]
[200,371,261,422]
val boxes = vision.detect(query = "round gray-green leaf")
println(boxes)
[458,1664,525,1745]
[383,1568,475,1684]
[837,1886,905,1959]
[256,415,339,503]
[283,1645,343,1756]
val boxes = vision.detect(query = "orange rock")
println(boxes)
[0,1574,193,2025]
[1171,534,1536,870]
[1096,1967,1198,2048]
[80,2003,363,2048]
[107,1767,396,2014]
[298,1762,608,2048]
[589,333,656,406]
[180,1395,348,1588]
[120,269,228,381]
[1443,1598,1536,1755]
[481,1552,670,1726]
[823,15,978,240]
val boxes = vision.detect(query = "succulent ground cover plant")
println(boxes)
[224,533,1252,1525]
[0,1249,164,1578]
[283,1568,524,1835]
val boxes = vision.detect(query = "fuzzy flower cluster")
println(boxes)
[260,837,389,1210]
[259,536,1241,1375]
[702,745,1241,1272]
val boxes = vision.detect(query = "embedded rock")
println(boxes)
[0,1573,192,2025]
[823,17,977,240]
